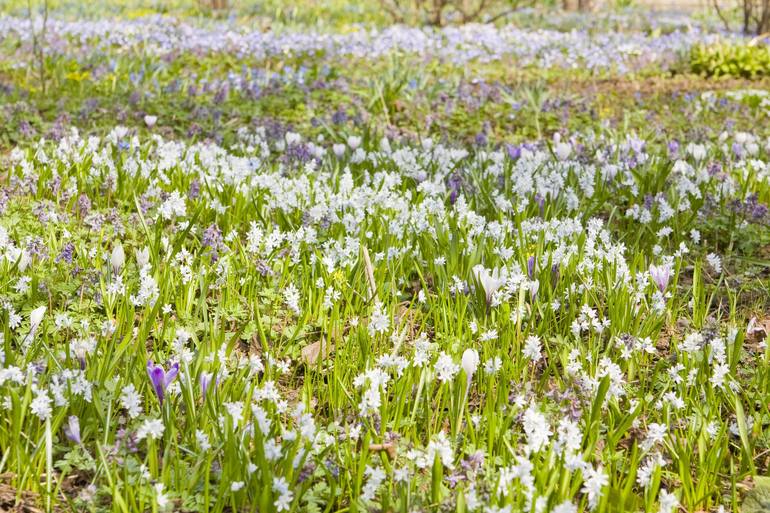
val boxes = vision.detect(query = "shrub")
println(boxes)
[690,41,770,78]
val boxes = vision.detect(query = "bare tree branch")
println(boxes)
[711,0,732,32]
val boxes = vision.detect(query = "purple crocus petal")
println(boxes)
[200,372,213,398]
[147,361,166,405]
[649,263,672,293]
[527,256,536,279]
[164,362,180,388]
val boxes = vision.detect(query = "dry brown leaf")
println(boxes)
[369,443,397,460]
[301,338,333,366]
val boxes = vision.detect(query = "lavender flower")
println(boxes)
[63,415,81,444]
[649,263,672,293]
[200,371,214,399]
[55,242,75,265]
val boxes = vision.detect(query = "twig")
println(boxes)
[711,0,732,32]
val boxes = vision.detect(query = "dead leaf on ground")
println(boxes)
[0,483,66,513]
[301,337,333,366]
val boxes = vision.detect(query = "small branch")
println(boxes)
[711,0,732,32]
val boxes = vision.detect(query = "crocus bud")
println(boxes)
[200,371,214,399]
[380,137,392,154]
[144,115,157,128]
[649,263,672,293]
[64,415,81,444]
[30,306,46,332]
[461,348,479,382]
[555,142,572,161]
[19,250,31,272]
[111,243,125,274]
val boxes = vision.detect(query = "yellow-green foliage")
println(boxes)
[691,42,770,79]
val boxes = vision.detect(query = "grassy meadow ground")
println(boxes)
[1,1,770,512]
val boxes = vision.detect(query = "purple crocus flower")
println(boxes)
[506,144,521,160]
[64,415,81,444]
[667,140,679,159]
[649,263,672,293]
[527,256,536,279]
[147,361,179,405]
[200,371,215,399]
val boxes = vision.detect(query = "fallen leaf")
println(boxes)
[301,338,332,366]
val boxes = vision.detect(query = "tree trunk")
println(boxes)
[562,0,578,10]
[760,0,770,34]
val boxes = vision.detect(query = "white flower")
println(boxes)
[361,465,386,502]
[658,489,679,513]
[472,265,505,305]
[553,501,577,513]
[484,357,502,375]
[347,136,362,150]
[687,143,707,161]
[641,423,667,451]
[706,253,722,274]
[144,115,158,127]
[111,243,125,273]
[196,429,211,451]
[435,352,460,383]
[582,465,608,510]
[30,390,52,420]
[135,247,150,268]
[154,483,169,510]
[29,306,46,332]
[555,142,572,161]
[710,363,730,389]
[158,191,186,220]
[522,405,551,453]
[466,486,481,511]
[137,418,165,441]
[272,477,293,511]
[461,348,480,380]
[523,335,542,362]
[285,131,301,146]
[120,384,143,419]
[130,266,159,307]
[283,283,301,316]
[368,300,390,336]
